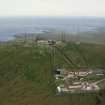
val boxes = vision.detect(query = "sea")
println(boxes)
[0,16,105,41]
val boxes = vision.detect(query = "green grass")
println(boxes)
[54,42,105,69]
[0,42,105,105]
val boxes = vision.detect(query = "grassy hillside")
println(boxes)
[0,42,105,105]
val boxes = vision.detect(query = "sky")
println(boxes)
[0,0,105,16]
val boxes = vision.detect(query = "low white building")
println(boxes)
[69,85,81,89]
[37,40,49,46]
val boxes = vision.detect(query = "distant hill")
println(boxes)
[14,28,105,45]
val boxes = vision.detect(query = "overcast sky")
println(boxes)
[0,0,105,16]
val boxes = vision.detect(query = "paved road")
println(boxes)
[94,78,105,85]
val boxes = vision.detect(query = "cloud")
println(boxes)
[0,0,105,16]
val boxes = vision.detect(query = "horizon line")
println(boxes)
[0,15,105,18]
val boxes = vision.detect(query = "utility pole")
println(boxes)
[48,40,56,71]
[61,31,66,42]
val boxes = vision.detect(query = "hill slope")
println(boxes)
[0,42,105,105]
